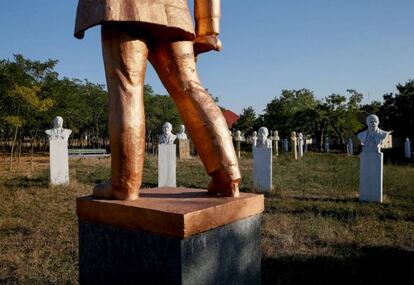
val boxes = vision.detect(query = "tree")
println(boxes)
[324,89,363,151]
[379,79,414,139]
[234,106,256,135]
[0,55,55,169]
[263,89,318,137]
[144,85,182,140]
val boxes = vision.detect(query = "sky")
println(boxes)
[1,0,413,115]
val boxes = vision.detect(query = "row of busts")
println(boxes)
[234,127,306,148]
[159,122,188,144]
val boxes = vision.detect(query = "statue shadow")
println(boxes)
[262,244,414,285]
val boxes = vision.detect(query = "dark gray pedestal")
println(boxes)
[79,214,261,285]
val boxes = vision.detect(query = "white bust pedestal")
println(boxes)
[298,140,303,158]
[49,139,70,185]
[359,151,383,203]
[253,147,272,193]
[158,144,176,187]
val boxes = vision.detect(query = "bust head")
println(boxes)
[274,130,278,136]
[162,122,172,136]
[252,131,257,138]
[178,124,185,134]
[366,114,379,132]
[258,127,268,143]
[53,116,63,129]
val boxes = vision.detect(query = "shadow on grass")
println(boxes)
[1,170,49,189]
[289,196,359,203]
[262,245,414,285]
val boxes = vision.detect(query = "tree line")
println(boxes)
[0,55,183,164]
[1,54,412,157]
[235,82,414,152]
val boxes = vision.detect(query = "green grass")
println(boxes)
[0,153,413,284]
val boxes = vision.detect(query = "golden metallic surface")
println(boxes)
[74,0,221,40]
[77,187,264,238]
[75,0,240,200]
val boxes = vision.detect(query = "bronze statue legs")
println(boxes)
[96,25,240,200]
[148,41,240,197]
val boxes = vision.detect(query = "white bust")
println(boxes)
[273,130,280,141]
[234,130,242,141]
[159,122,177,144]
[176,124,188,140]
[291,131,297,143]
[45,116,72,141]
[297,132,303,142]
[357,114,389,153]
[256,127,272,148]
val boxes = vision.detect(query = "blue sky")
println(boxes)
[1,1,413,115]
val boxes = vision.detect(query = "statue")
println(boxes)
[251,131,257,147]
[45,116,72,141]
[272,130,279,156]
[176,124,188,140]
[256,127,272,148]
[159,122,177,145]
[357,114,390,153]
[75,0,240,199]
[45,116,72,185]
[297,132,304,158]
[234,130,242,141]
[291,131,298,160]
[233,130,242,158]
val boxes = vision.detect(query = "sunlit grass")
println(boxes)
[0,152,413,284]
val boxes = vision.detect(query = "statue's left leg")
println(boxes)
[149,40,240,197]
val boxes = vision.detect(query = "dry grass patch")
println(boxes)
[0,153,413,284]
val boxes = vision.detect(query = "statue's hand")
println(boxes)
[194,35,222,56]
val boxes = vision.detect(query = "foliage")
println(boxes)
[0,55,184,151]
[144,85,182,139]
[234,106,256,135]
[324,89,364,149]
[379,79,414,139]
[263,89,318,137]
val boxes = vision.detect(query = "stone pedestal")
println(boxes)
[177,139,190,159]
[235,140,241,158]
[158,144,176,187]
[273,140,279,156]
[347,140,354,156]
[253,147,272,192]
[282,139,289,153]
[298,141,303,158]
[359,152,383,203]
[49,139,69,185]
[77,188,264,285]
[325,142,330,153]
[405,139,411,159]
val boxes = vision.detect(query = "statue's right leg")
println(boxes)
[93,24,148,200]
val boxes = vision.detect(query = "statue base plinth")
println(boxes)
[77,187,264,285]
[359,151,383,203]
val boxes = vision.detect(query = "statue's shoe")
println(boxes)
[93,183,139,201]
[207,179,240,198]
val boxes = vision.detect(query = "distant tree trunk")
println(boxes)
[1,137,6,160]
[30,126,39,171]
[9,126,19,171]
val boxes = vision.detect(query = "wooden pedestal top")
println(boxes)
[77,187,264,238]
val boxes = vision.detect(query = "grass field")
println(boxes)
[0,152,413,284]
